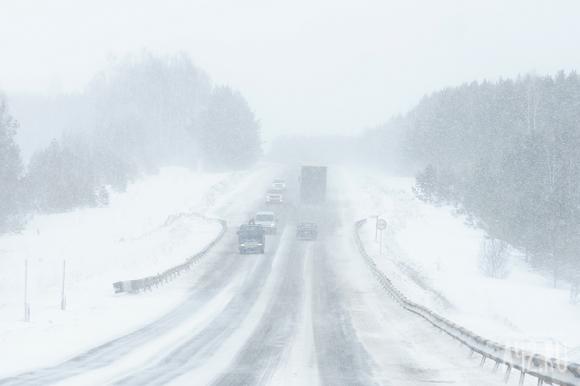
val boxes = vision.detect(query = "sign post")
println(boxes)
[376,218,387,256]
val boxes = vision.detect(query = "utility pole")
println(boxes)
[24,259,30,322]
[61,260,66,311]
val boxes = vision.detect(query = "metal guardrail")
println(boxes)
[112,218,227,294]
[354,218,580,386]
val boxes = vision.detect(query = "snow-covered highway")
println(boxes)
[0,167,525,385]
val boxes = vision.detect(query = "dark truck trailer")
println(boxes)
[300,166,327,204]
[296,222,318,240]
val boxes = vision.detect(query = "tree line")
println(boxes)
[0,53,261,232]
[364,71,580,286]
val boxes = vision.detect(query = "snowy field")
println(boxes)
[338,167,580,363]
[0,166,270,376]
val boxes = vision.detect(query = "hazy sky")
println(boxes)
[1,0,580,141]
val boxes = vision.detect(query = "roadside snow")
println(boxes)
[338,166,580,363]
[0,166,262,376]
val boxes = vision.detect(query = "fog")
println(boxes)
[2,0,580,148]
[2,1,580,246]
[3,2,580,382]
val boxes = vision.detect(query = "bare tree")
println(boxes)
[479,238,510,278]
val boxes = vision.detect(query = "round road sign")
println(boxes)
[377,218,387,230]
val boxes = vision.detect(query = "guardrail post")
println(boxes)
[493,360,500,372]
[518,370,526,385]
[537,377,544,385]
[480,355,487,367]
[504,365,512,383]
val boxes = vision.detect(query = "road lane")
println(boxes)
[210,228,307,386]
[0,233,268,386]
[0,170,281,386]
[0,167,509,386]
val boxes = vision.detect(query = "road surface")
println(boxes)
[0,168,505,386]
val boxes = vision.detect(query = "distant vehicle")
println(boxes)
[300,166,327,204]
[254,211,277,234]
[296,222,318,240]
[237,223,265,254]
[271,178,286,191]
[265,190,284,204]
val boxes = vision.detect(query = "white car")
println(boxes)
[254,211,277,234]
[266,190,284,204]
[271,178,286,191]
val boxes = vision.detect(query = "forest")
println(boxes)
[0,53,261,232]
[365,71,580,286]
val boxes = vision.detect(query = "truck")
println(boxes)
[300,166,327,204]
[237,224,266,254]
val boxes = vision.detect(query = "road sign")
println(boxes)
[377,218,387,230]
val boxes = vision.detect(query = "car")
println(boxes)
[237,224,266,254]
[254,211,277,234]
[271,178,286,191]
[265,190,284,204]
[296,222,318,240]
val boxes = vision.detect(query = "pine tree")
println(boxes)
[0,98,24,232]
[26,140,101,212]
[376,71,580,283]
[199,86,261,170]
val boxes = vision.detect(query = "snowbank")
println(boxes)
[338,167,580,363]
[0,167,257,376]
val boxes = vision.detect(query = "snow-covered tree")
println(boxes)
[89,52,212,173]
[13,52,263,218]
[198,86,261,170]
[479,238,510,278]
[0,97,24,232]
[26,139,103,212]
[367,71,580,285]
